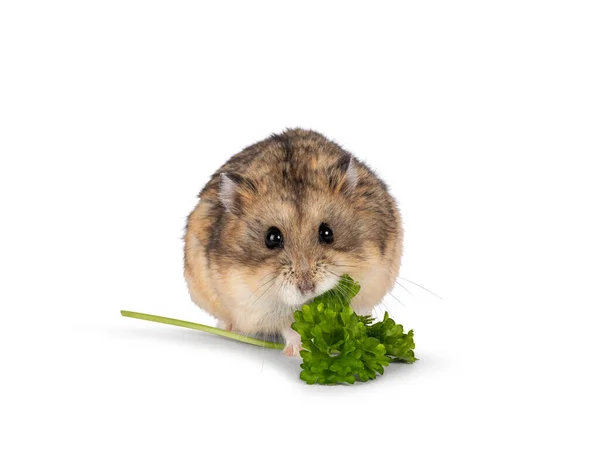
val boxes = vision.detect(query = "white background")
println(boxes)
[1,1,599,449]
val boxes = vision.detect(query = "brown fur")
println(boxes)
[184,128,403,354]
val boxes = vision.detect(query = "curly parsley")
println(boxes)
[292,275,416,385]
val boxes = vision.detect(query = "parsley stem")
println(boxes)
[120,310,285,350]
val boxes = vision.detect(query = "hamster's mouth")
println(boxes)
[282,276,340,307]
[281,290,315,308]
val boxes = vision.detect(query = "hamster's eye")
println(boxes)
[265,227,284,249]
[319,223,334,245]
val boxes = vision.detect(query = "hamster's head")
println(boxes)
[207,130,401,313]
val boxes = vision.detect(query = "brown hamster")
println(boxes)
[184,129,403,356]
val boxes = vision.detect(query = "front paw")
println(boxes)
[282,328,302,357]
[283,343,302,357]
[217,319,233,331]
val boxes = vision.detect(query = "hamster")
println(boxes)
[184,128,403,356]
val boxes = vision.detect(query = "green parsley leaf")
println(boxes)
[292,275,417,385]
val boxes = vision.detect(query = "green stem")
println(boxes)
[120,310,285,350]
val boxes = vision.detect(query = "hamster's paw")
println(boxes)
[217,319,233,331]
[282,327,302,357]
[283,342,302,357]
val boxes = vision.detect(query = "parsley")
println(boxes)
[292,275,416,385]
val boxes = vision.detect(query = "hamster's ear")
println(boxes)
[219,173,239,214]
[329,154,358,196]
[218,172,257,215]
[344,157,359,195]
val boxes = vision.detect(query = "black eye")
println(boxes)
[265,227,284,249]
[319,223,334,245]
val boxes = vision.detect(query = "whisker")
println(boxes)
[331,290,342,311]
[250,273,279,298]
[257,270,278,284]
[260,329,270,372]
[380,299,396,320]
[394,280,413,296]
[323,268,342,279]
[276,282,285,309]
[328,263,360,269]
[397,276,443,300]
[324,267,406,316]
[386,290,407,308]
[328,276,352,297]
[247,278,278,310]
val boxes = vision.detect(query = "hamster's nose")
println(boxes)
[298,279,315,295]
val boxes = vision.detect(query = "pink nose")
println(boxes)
[298,279,315,294]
